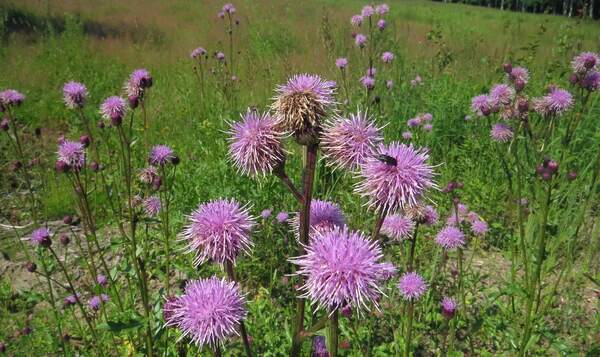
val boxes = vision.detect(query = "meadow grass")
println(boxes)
[0,0,599,355]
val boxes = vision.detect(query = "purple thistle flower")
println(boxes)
[423,123,433,132]
[407,117,421,128]
[360,76,375,90]
[366,67,377,77]
[138,166,159,185]
[356,143,436,213]
[182,199,254,265]
[361,5,375,17]
[581,71,600,91]
[290,227,395,311]
[471,94,492,116]
[377,19,386,31]
[381,51,394,64]
[190,47,207,59]
[28,227,52,247]
[62,81,88,109]
[96,274,108,287]
[167,276,246,347]
[143,196,162,217]
[402,131,413,140]
[163,296,180,325]
[88,295,107,311]
[411,75,422,86]
[422,113,433,122]
[63,294,78,307]
[546,88,573,115]
[335,57,348,69]
[0,89,25,110]
[216,52,226,62]
[441,296,457,319]
[100,96,127,124]
[381,214,415,241]
[149,144,175,166]
[320,110,383,170]
[260,209,272,219]
[228,110,286,177]
[490,123,513,143]
[351,15,363,27]
[292,200,346,239]
[571,52,599,73]
[376,4,390,15]
[355,34,367,48]
[471,220,488,236]
[398,272,427,301]
[435,226,466,250]
[57,140,86,170]
[276,211,289,223]
[125,69,152,98]
[509,66,529,84]
[489,84,515,106]
[217,11,225,19]
[222,3,236,14]
[312,335,329,357]
[271,74,336,139]
[423,205,438,226]
[386,80,393,90]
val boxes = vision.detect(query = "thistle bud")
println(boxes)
[128,95,139,109]
[0,118,8,131]
[60,234,70,246]
[569,73,579,85]
[518,99,529,113]
[97,120,105,129]
[79,135,90,148]
[26,262,37,273]
[63,215,73,225]
[514,79,525,92]
[567,171,577,181]
[503,62,512,74]
[90,161,100,172]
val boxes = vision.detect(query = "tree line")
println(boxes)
[434,0,598,19]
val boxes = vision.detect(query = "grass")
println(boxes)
[0,0,599,355]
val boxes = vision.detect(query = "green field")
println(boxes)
[1,0,599,355]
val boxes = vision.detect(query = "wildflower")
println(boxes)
[291,200,346,239]
[546,88,573,115]
[471,94,492,116]
[377,19,386,30]
[261,209,272,219]
[125,69,153,99]
[166,277,246,347]
[423,123,433,131]
[402,131,412,140]
[376,4,390,15]
[355,34,367,48]
[63,82,88,109]
[290,227,395,311]
[149,145,175,166]
[581,71,600,91]
[398,272,427,301]
[423,205,438,226]
[361,5,375,17]
[441,297,457,319]
[490,123,513,143]
[381,214,415,241]
[422,113,433,122]
[335,57,348,69]
[271,74,336,143]
[0,118,8,131]
[191,47,207,59]
[407,117,421,128]
[489,84,515,106]
[0,89,25,110]
[162,296,180,325]
[181,198,255,265]
[571,52,599,73]
[63,294,78,307]
[222,3,236,14]
[143,196,162,217]
[435,226,465,250]
[216,52,226,62]
[356,143,436,213]
[276,211,289,223]
[88,295,108,311]
[411,75,422,86]
[100,96,127,125]
[320,110,383,170]
[509,66,529,84]
[381,51,394,64]
[57,140,86,170]
[313,335,329,357]
[470,220,488,236]
[227,110,286,177]
[139,166,159,185]
[351,15,363,27]
[386,80,393,89]
[96,274,108,287]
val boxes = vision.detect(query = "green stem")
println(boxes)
[224,260,253,357]
[328,309,338,357]
[403,302,414,357]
